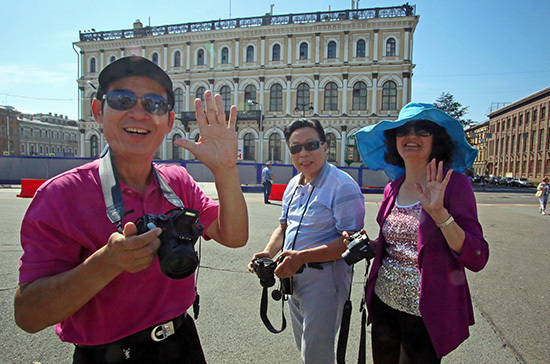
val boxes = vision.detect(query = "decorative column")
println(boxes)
[372,73,378,114]
[234,38,240,68]
[402,72,410,106]
[233,78,239,106]
[163,44,168,69]
[261,36,266,66]
[344,31,349,63]
[186,42,191,70]
[373,30,379,62]
[340,125,347,166]
[315,33,321,64]
[404,28,412,61]
[314,74,320,114]
[287,35,293,65]
[210,40,215,68]
[286,75,292,115]
[342,73,348,115]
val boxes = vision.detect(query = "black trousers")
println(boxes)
[262,181,272,203]
[73,315,206,364]
[371,294,440,364]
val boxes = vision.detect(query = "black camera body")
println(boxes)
[136,208,203,279]
[252,257,293,295]
[342,231,375,265]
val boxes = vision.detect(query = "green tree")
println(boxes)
[433,92,472,127]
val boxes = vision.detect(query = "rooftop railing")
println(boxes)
[79,4,415,42]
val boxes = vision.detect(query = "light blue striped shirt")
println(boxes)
[280,162,365,251]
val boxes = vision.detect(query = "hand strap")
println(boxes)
[260,286,287,334]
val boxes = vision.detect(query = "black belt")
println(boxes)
[300,260,336,271]
[77,312,188,350]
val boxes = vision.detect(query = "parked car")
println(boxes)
[509,177,534,187]
[487,176,501,185]
[501,177,514,186]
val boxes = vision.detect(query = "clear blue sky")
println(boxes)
[1,0,548,123]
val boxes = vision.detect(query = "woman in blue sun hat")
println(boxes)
[353,103,489,362]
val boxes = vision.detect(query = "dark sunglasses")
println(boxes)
[394,122,433,137]
[289,141,321,155]
[104,89,171,116]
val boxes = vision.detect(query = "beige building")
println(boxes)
[466,120,490,176]
[73,5,418,165]
[1,105,20,155]
[487,86,550,180]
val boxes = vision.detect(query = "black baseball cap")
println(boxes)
[96,56,174,109]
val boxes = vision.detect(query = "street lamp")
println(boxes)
[247,99,264,163]
[294,102,314,117]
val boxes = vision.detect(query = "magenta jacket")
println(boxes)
[366,171,489,357]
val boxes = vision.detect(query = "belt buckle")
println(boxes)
[150,321,175,342]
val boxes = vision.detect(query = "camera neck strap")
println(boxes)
[260,285,287,334]
[99,147,185,233]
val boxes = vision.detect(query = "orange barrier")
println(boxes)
[269,184,287,201]
[17,179,47,198]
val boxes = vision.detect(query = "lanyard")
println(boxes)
[283,184,315,250]
[98,147,184,233]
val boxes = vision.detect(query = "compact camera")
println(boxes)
[252,257,293,296]
[136,208,203,279]
[342,231,375,266]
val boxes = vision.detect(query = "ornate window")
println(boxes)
[327,41,337,59]
[382,81,397,110]
[109,55,116,64]
[245,85,257,107]
[90,135,99,158]
[174,51,181,67]
[270,84,283,111]
[326,133,337,162]
[269,133,282,161]
[246,45,254,63]
[174,88,183,114]
[352,82,368,110]
[220,86,232,111]
[172,133,183,160]
[324,82,338,111]
[356,39,366,57]
[221,47,229,64]
[152,53,159,65]
[89,57,96,73]
[386,38,396,56]
[196,87,206,102]
[299,42,308,60]
[272,44,281,61]
[296,83,311,111]
[243,133,255,160]
[197,49,205,65]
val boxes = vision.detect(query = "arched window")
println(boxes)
[324,82,338,111]
[326,133,337,162]
[174,88,183,114]
[174,51,181,67]
[246,45,254,63]
[382,81,397,110]
[221,47,229,64]
[197,49,205,65]
[21,144,26,155]
[352,82,367,110]
[356,39,366,58]
[327,41,337,59]
[386,38,396,57]
[89,57,96,73]
[90,135,99,158]
[272,44,281,61]
[172,133,183,160]
[245,85,257,107]
[296,83,311,111]
[220,86,231,111]
[269,84,283,111]
[196,87,206,102]
[299,42,308,60]
[269,133,282,161]
[109,55,116,64]
[152,53,159,65]
[243,133,255,160]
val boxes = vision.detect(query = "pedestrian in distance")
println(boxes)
[248,119,365,364]
[353,103,489,363]
[262,161,274,204]
[14,56,248,364]
[536,177,549,215]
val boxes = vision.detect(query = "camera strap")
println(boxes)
[260,285,287,334]
[99,147,185,231]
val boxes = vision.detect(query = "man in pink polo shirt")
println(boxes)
[14,56,248,363]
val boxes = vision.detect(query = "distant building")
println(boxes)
[1,105,21,155]
[487,86,550,180]
[465,120,490,176]
[18,112,80,157]
[73,5,419,164]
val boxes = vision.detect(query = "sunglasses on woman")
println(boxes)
[394,122,433,137]
[289,141,321,155]
[103,89,171,116]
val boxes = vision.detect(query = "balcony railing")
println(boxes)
[79,4,416,42]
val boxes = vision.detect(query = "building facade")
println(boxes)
[487,86,550,180]
[74,5,418,166]
[465,120,490,176]
[18,112,80,157]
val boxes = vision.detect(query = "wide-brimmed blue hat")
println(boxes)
[354,102,478,180]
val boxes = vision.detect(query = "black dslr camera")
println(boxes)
[136,208,203,279]
[252,257,293,296]
[342,231,375,266]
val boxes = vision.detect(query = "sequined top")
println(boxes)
[374,200,422,316]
